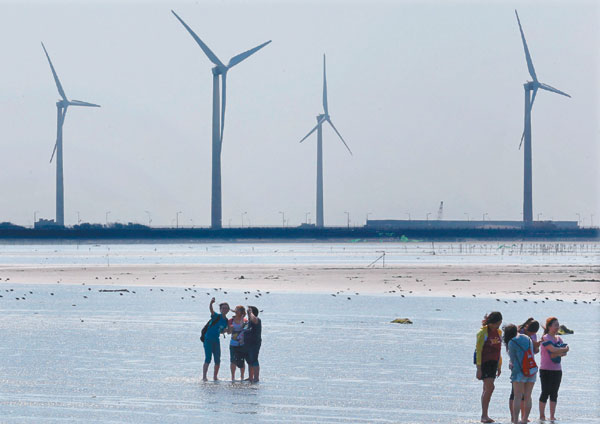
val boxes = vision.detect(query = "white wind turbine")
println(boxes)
[300,55,352,228]
[172,10,271,229]
[514,10,570,225]
[42,42,100,227]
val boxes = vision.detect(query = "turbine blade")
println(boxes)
[514,10,538,82]
[69,100,101,107]
[519,86,537,150]
[227,40,272,68]
[49,143,57,163]
[171,10,225,68]
[299,119,324,143]
[518,131,524,150]
[326,118,352,155]
[539,82,571,98]
[322,54,328,115]
[51,107,67,162]
[220,72,227,145]
[41,42,68,101]
[530,86,538,109]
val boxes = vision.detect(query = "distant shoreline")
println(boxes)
[2,263,598,302]
[0,226,598,242]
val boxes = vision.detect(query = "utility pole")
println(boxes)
[105,211,111,225]
[176,211,182,228]
[279,211,285,227]
[344,211,350,229]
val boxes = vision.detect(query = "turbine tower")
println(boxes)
[299,55,352,228]
[42,42,100,227]
[515,11,570,225]
[172,11,271,229]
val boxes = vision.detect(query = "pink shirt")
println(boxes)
[540,333,564,371]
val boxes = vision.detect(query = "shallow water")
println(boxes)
[0,241,598,266]
[0,285,598,423]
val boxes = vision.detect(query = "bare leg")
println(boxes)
[254,365,260,382]
[512,382,525,424]
[481,378,495,423]
[539,401,547,420]
[520,399,527,422]
[230,363,236,381]
[213,364,220,381]
[509,398,515,423]
[522,382,535,423]
[240,366,245,381]
[202,363,209,381]
[549,401,557,421]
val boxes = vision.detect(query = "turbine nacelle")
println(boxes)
[515,11,570,149]
[212,66,226,76]
[172,10,271,146]
[299,55,352,156]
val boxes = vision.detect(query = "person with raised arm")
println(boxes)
[202,297,230,381]
[243,305,262,383]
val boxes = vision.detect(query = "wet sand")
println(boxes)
[1,263,598,301]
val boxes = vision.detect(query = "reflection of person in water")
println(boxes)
[475,311,503,424]
[227,305,247,381]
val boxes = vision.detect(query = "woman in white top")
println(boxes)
[227,305,247,381]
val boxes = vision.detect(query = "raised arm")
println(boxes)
[247,306,259,324]
[209,297,216,315]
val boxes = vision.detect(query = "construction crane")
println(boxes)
[437,201,444,220]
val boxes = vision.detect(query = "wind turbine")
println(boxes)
[41,42,100,227]
[171,10,271,229]
[299,55,352,228]
[514,10,570,225]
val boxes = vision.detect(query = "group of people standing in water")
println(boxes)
[201,298,262,382]
[475,311,569,424]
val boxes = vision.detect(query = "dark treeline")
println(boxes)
[0,225,597,242]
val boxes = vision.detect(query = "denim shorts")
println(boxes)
[511,371,537,383]
[245,343,261,367]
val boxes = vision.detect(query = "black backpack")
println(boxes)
[200,315,221,342]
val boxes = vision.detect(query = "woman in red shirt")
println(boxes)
[475,311,503,423]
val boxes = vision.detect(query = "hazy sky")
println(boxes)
[0,0,598,227]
